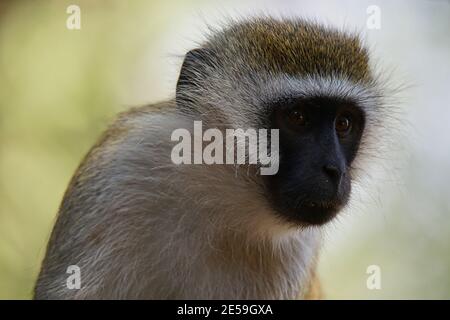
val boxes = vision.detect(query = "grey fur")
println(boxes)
[34,17,387,299]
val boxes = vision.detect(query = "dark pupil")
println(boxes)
[289,110,306,126]
[336,116,350,132]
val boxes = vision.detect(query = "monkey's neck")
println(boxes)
[155,165,323,299]
[178,222,322,299]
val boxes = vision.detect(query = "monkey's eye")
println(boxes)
[287,109,307,127]
[335,114,352,137]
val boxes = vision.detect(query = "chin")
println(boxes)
[275,198,347,227]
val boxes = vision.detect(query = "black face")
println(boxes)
[266,96,365,226]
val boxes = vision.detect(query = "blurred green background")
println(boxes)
[0,0,449,299]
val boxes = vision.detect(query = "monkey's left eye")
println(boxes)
[335,114,352,136]
[287,109,307,127]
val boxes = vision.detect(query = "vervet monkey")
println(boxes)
[35,17,390,299]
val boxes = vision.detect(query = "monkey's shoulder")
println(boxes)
[85,100,178,155]
[60,100,180,213]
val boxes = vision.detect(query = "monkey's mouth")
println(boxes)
[276,197,345,226]
[303,200,337,210]
[296,199,342,223]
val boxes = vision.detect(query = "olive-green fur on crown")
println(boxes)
[204,18,371,83]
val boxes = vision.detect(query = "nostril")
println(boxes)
[323,165,342,186]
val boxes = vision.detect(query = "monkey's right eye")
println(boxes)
[287,109,308,127]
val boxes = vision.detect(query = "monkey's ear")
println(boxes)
[176,48,216,105]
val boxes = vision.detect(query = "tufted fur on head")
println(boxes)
[176,17,388,176]
[34,17,390,299]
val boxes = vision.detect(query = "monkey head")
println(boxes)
[176,17,384,227]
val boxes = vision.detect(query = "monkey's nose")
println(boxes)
[323,164,343,188]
